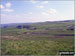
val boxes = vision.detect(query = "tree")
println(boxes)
[17,25,22,29]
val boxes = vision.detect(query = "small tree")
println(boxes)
[17,25,22,29]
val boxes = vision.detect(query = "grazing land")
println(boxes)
[1,20,75,55]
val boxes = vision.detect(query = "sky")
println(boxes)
[0,0,74,24]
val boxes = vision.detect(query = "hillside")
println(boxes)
[1,20,75,55]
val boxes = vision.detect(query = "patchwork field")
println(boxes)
[1,20,75,55]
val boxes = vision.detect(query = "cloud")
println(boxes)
[30,0,37,4]
[0,5,4,9]
[0,14,7,17]
[5,2,11,8]
[29,12,33,14]
[37,5,44,8]
[1,13,36,24]
[48,8,56,14]
[2,8,14,12]
[1,2,14,12]
[42,8,57,16]
[37,1,48,9]
[41,12,49,16]
[42,1,48,4]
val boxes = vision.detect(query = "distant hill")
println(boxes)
[0,20,74,28]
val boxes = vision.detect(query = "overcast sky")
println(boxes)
[0,0,74,24]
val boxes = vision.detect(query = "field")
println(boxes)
[0,20,75,55]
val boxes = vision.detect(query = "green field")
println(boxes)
[1,20,74,55]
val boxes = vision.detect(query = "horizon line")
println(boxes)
[1,19,75,25]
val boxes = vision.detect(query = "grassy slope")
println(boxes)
[1,21,74,55]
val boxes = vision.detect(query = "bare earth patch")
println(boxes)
[1,36,19,40]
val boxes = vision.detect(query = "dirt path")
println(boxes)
[1,36,19,40]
